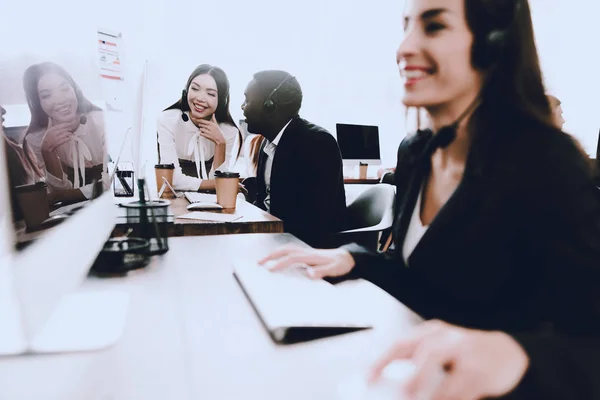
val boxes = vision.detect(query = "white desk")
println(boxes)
[0,234,421,399]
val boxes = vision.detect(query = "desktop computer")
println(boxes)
[0,28,129,355]
[336,123,382,167]
[336,123,381,179]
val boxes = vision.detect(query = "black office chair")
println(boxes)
[332,184,395,251]
[241,177,257,204]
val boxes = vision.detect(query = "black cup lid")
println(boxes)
[214,170,240,178]
[14,181,47,193]
[155,164,175,169]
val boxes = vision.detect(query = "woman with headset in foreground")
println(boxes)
[261,0,600,398]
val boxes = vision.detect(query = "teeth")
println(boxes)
[403,70,428,79]
[57,105,70,113]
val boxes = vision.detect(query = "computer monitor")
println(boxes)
[596,128,599,159]
[0,28,129,355]
[336,123,381,166]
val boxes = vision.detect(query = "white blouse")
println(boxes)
[402,186,429,264]
[28,110,108,199]
[156,109,239,191]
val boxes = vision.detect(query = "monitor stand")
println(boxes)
[0,290,129,356]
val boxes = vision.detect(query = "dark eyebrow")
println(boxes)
[404,8,448,27]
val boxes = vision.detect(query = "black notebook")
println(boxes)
[233,261,372,344]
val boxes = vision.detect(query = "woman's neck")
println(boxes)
[426,95,479,165]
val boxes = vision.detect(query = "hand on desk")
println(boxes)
[369,320,529,400]
[258,246,355,279]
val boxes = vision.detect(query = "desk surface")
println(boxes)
[343,178,381,184]
[115,197,283,237]
[0,234,421,400]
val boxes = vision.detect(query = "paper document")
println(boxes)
[233,261,373,341]
[178,212,242,222]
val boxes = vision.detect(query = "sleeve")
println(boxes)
[157,113,203,191]
[47,112,107,199]
[45,169,73,192]
[210,123,239,175]
[503,135,600,399]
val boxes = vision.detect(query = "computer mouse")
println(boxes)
[336,360,443,400]
[186,202,223,211]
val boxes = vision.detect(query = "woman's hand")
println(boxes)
[370,320,530,400]
[258,246,356,279]
[195,114,226,146]
[41,118,80,153]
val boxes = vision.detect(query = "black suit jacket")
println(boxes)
[255,116,347,247]
[344,116,600,399]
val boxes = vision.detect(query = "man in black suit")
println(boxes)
[241,70,346,247]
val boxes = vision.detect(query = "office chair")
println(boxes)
[241,177,257,204]
[332,184,395,251]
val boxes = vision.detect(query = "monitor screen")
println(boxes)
[336,123,381,162]
[0,38,109,250]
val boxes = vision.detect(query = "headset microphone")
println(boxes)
[180,89,189,122]
[430,94,482,150]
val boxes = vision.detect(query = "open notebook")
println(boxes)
[233,261,373,344]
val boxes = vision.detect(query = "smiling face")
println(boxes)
[396,0,484,111]
[37,73,79,124]
[187,73,218,120]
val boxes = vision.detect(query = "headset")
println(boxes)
[263,75,297,113]
[471,0,521,70]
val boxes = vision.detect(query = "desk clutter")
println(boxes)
[93,178,170,275]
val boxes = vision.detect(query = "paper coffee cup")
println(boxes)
[14,181,49,230]
[155,164,175,198]
[215,170,240,209]
[359,163,368,180]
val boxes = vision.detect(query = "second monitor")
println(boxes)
[336,123,381,167]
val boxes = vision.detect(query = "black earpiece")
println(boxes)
[472,0,520,70]
[181,89,189,122]
[263,75,296,113]
[79,115,87,125]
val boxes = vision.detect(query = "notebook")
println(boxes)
[233,261,373,344]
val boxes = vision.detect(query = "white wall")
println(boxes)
[530,0,600,155]
[139,0,407,169]
[2,0,598,171]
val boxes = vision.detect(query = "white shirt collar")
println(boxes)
[271,119,292,146]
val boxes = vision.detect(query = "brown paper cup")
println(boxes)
[359,164,368,180]
[15,182,49,230]
[155,164,175,198]
[215,171,240,209]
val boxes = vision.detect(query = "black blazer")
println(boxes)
[255,116,347,247]
[344,117,600,399]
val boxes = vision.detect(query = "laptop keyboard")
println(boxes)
[184,192,218,204]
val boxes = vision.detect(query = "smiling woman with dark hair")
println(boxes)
[261,0,600,397]
[22,62,107,203]
[157,64,242,192]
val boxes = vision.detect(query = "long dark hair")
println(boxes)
[165,64,242,158]
[464,0,555,137]
[22,62,101,136]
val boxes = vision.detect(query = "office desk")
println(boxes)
[114,197,284,237]
[0,234,422,400]
[344,178,380,184]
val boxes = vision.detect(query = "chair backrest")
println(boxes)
[344,184,396,233]
[242,176,257,204]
